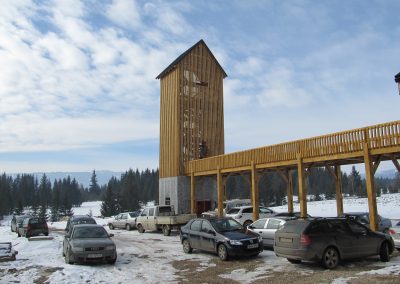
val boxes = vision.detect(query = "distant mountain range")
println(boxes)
[10,170,122,188]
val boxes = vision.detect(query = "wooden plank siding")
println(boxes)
[159,41,225,178]
[187,120,400,176]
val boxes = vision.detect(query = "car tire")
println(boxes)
[243,220,252,228]
[65,249,74,264]
[126,224,131,231]
[17,232,21,237]
[137,224,145,233]
[287,258,301,264]
[109,224,114,230]
[380,242,390,262]
[45,233,48,236]
[217,244,229,261]
[321,247,340,269]
[162,225,171,236]
[182,239,192,254]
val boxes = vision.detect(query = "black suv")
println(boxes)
[180,217,263,260]
[65,215,96,232]
[274,217,394,269]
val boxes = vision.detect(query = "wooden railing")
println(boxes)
[187,120,400,174]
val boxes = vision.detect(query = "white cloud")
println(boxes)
[106,0,142,30]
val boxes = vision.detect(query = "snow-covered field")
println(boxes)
[0,194,400,284]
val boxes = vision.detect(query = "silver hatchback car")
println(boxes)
[247,217,291,248]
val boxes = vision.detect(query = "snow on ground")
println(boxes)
[272,193,400,220]
[1,194,400,283]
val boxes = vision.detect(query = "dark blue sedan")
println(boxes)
[180,217,263,260]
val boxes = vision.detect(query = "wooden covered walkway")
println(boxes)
[188,120,400,231]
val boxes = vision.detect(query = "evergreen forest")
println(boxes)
[1,167,399,220]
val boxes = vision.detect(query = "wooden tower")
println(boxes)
[157,40,227,213]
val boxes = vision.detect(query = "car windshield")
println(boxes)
[72,227,109,238]
[210,219,243,232]
[226,208,240,214]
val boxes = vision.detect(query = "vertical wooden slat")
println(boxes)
[364,142,378,231]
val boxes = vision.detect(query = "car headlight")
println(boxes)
[105,245,116,250]
[229,240,243,245]
[71,246,84,252]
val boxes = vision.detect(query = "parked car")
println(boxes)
[17,217,49,238]
[342,212,391,233]
[226,206,276,227]
[108,211,140,231]
[247,217,292,248]
[65,215,96,232]
[11,215,30,233]
[63,224,117,264]
[180,217,263,260]
[274,217,394,269]
[201,199,252,218]
[389,220,400,251]
[274,212,312,218]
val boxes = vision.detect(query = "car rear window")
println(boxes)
[129,212,138,218]
[280,220,310,233]
[227,208,240,214]
[306,221,330,234]
[29,218,46,224]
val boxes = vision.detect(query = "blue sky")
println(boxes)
[0,0,399,173]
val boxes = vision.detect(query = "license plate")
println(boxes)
[87,253,102,258]
[280,237,292,243]
[247,243,258,249]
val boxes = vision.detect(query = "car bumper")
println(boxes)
[27,229,49,237]
[226,243,263,257]
[274,246,318,261]
[71,250,117,263]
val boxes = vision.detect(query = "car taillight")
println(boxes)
[300,234,311,246]
[388,229,396,235]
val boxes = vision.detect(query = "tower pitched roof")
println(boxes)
[156,39,228,79]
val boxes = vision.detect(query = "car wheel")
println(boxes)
[380,242,390,262]
[287,258,301,264]
[65,249,74,264]
[322,247,340,269]
[126,224,131,231]
[137,224,145,233]
[45,233,48,236]
[109,224,114,230]
[182,239,192,254]
[243,220,252,228]
[162,225,171,236]
[217,244,229,261]
[17,232,21,237]
[107,253,117,264]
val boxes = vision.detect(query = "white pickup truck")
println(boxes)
[135,205,196,236]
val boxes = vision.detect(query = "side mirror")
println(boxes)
[248,225,255,229]
[207,230,216,236]
[109,233,114,237]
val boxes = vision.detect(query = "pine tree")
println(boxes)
[39,204,48,220]
[101,185,118,217]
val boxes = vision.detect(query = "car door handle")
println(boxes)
[258,231,263,234]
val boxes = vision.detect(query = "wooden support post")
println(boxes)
[297,155,307,218]
[277,169,293,213]
[217,167,224,217]
[287,170,294,214]
[190,172,196,215]
[251,161,259,221]
[334,165,344,216]
[363,143,378,231]
[391,157,400,173]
